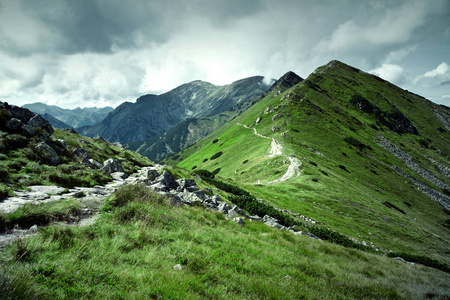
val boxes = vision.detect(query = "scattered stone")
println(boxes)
[93,134,107,142]
[89,159,103,169]
[73,148,91,160]
[173,264,183,271]
[5,118,22,130]
[101,158,126,174]
[284,275,292,280]
[147,169,160,181]
[272,126,280,132]
[29,225,38,232]
[63,128,78,134]
[27,114,54,135]
[111,172,129,180]
[35,142,61,166]
[233,217,245,225]
[154,171,179,191]
[77,139,91,145]
[255,116,261,124]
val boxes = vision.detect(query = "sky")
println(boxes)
[0,0,449,109]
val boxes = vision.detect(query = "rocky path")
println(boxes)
[238,123,300,183]
[0,166,157,248]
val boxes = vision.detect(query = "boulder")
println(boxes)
[5,118,22,131]
[93,134,107,142]
[101,158,126,174]
[10,105,35,123]
[176,190,202,205]
[233,217,245,225]
[73,148,91,160]
[176,179,198,192]
[27,114,54,135]
[154,171,179,191]
[147,169,160,181]
[88,159,102,169]
[111,172,129,180]
[77,139,91,145]
[272,126,280,132]
[63,128,78,134]
[35,142,61,166]
[21,124,36,137]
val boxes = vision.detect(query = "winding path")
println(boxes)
[238,123,300,184]
[0,166,158,248]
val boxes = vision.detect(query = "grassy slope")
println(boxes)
[0,128,151,193]
[175,61,450,265]
[1,185,449,299]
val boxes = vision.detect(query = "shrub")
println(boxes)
[212,168,221,175]
[387,252,450,273]
[309,226,374,252]
[193,169,215,179]
[382,201,405,215]
[210,151,223,160]
[344,137,367,149]
[212,139,219,144]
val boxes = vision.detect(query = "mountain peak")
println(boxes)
[267,71,303,95]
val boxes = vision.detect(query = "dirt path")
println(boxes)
[238,123,300,183]
[0,166,158,248]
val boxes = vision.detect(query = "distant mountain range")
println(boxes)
[22,103,113,128]
[79,76,275,144]
[128,72,303,161]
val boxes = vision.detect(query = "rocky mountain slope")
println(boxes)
[22,103,113,128]
[129,72,303,162]
[80,76,273,144]
[173,60,450,266]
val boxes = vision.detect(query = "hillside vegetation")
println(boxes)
[174,61,450,267]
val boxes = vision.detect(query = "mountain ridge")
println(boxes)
[80,76,274,144]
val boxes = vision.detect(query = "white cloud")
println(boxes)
[369,64,405,84]
[423,62,450,78]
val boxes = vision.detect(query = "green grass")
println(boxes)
[172,61,450,268]
[0,128,152,191]
[0,199,81,230]
[1,184,449,299]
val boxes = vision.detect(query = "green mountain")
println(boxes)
[128,72,303,162]
[80,76,273,144]
[22,103,113,128]
[173,60,450,266]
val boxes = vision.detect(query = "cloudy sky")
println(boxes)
[1,0,449,109]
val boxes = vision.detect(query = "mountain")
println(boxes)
[129,72,303,162]
[22,103,114,128]
[80,76,273,144]
[172,60,450,266]
[40,113,72,129]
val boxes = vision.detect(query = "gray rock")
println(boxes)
[73,148,91,160]
[147,169,160,181]
[10,105,35,123]
[233,217,245,225]
[55,139,69,150]
[35,142,60,165]
[63,128,78,134]
[263,215,284,229]
[272,126,280,132]
[176,179,198,191]
[176,191,203,205]
[27,114,54,135]
[29,225,38,232]
[192,190,207,200]
[111,172,129,180]
[93,134,107,142]
[77,139,91,145]
[217,202,232,213]
[155,171,179,191]
[89,159,102,169]
[101,158,125,174]
[173,264,183,270]
[21,124,36,137]
[6,118,22,130]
